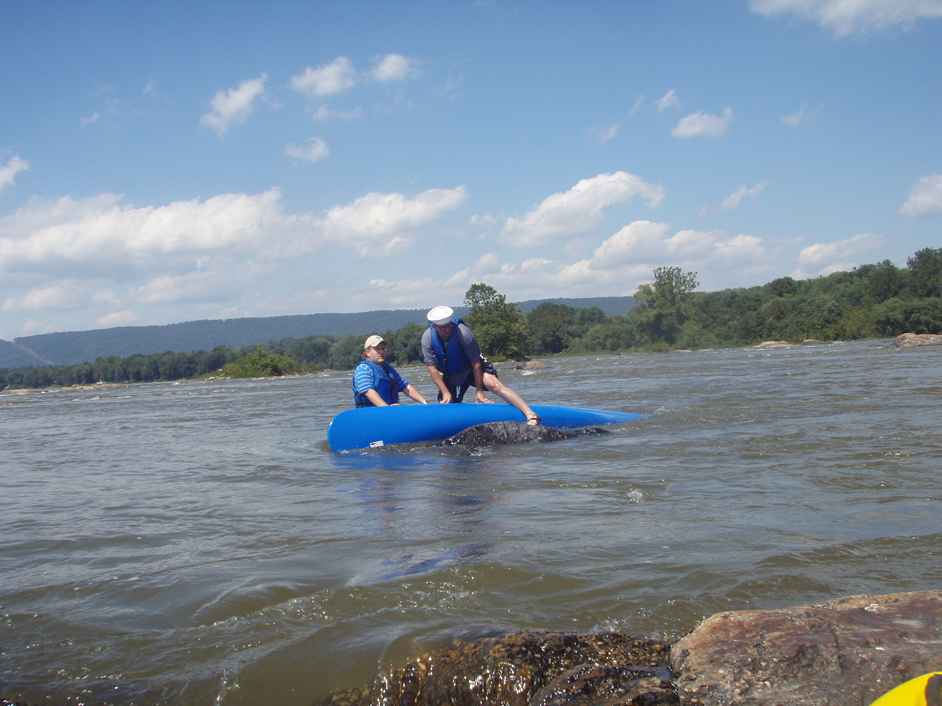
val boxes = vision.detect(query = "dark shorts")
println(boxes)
[440,357,498,403]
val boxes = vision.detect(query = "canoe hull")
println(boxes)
[327,403,642,452]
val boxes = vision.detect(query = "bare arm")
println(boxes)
[404,383,428,404]
[364,389,388,407]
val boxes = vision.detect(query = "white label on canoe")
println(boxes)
[369,440,385,448]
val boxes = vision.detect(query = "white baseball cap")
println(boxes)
[363,334,385,350]
[426,305,454,325]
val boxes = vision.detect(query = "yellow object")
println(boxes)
[871,672,942,706]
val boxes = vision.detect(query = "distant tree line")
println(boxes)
[1,248,939,391]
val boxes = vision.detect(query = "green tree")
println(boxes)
[633,266,700,344]
[464,282,529,360]
[527,303,578,354]
[906,248,942,298]
[221,346,300,378]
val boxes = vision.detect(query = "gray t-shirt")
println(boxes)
[421,322,482,387]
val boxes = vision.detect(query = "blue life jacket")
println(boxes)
[353,360,401,407]
[428,318,472,377]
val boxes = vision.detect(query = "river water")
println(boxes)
[2,339,941,704]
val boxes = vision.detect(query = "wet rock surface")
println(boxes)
[896,332,942,348]
[319,591,942,706]
[317,631,677,706]
[671,591,942,706]
[444,422,607,447]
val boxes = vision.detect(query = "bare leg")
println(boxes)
[482,372,539,425]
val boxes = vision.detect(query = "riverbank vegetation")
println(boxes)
[2,248,939,391]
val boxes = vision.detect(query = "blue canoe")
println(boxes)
[327,403,642,452]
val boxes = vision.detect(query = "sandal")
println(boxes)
[525,414,541,427]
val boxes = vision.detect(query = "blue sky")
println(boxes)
[1,0,940,340]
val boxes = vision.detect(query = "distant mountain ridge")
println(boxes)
[4,296,635,367]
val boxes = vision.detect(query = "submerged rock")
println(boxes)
[318,590,942,706]
[671,590,942,705]
[444,422,606,447]
[317,631,675,706]
[896,332,942,348]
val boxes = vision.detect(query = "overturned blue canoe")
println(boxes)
[327,403,642,452]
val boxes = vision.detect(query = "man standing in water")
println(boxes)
[421,305,540,425]
[353,335,428,407]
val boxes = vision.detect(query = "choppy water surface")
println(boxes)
[2,340,941,704]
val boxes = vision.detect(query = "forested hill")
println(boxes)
[7,296,636,366]
[0,339,53,368]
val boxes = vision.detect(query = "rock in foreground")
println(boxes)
[896,332,942,348]
[671,590,942,705]
[318,591,942,706]
[317,631,675,706]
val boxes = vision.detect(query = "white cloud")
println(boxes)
[2,282,86,312]
[80,112,100,127]
[899,174,942,216]
[749,0,942,36]
[592,221,672,267]
[656,89,679,112]
[797,233,882,275]
[0,156,29,192]
[589,221,767,276]
[672,107,734,139]
[0,190,285,270]
[628,95,645,117]
[322,187,466,255]
[291,57,356,97]
[96,310,138,328]
[371,54,414,81]
[311,105,363,122]
[722,182,768,209]
[0,185,467,274]
[501,171,665,247]
[781,103,808,126]
[284,137,330,162]
[135,272,219,304]
[200,74,267,136]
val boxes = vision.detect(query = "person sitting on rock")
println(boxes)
[421,305,539,425]
[353,335,428,407]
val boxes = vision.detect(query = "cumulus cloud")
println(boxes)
[797,233,883,276]
[2,282,86,312]
[592,221,673,267]
[0,184,468,273]
[322,187,466,255]
[0,190,285,270]
[672,107,734,139]
[284,137,330,162]
[200,74,267,136]
[722,182,768,210]
[656,89,679,112]
[291,57,356,97]
[501,171,665,247]
[0,156,29,192]
[135,271,220,304]
[749,0,942,36]
[371,53,414,81]
[899,174,942,216]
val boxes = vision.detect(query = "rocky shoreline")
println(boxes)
[318,590,942,706]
